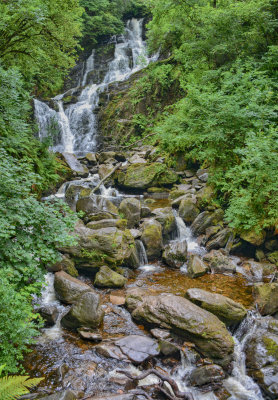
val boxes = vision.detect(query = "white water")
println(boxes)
[35,18,156,155]
[136,239,148,266]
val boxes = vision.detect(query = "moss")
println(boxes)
[263,336,278,358]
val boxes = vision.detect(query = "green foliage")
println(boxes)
[141,0,278,233]
[0,365,43,400]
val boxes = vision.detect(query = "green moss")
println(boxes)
[263,337,278,358]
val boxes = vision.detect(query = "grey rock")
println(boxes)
[179,198,200,224]
[38,305,59,327]
[203,250,236,274]
[119,198,141,228]
[253,283,278,316]
[191,210,224,236]
[162,240,187,268]
[187,255,208,278]
[40,390,76,400]
[115,335,160,363]
[54,271,92,304]
[61,153,89,177]
[141,219,163,260]
[189,365,224,386]
[94,266,127,288]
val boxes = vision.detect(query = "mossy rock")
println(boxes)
[94,266,127,288]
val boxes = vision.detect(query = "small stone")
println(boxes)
[95,344,127,361]
[78,328,102,342]
[187,255,208,278]
[150,328,171,340]
[189,364,225,386]
[115,335,160,364]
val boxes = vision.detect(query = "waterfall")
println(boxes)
[174,211,205,255]
[136,240,148,266]
[34,18,156,156]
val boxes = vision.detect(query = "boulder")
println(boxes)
[141,204,152,218]
[85,153,97,164]
[125,288,146,312]
[253,283,278,315]
[158,339,179,356]
[187,255,208,278]
[119,198,141,228]
[64,183,84,210]
[41,390,76,400]
[132,294,234,367]
[245,316,278,398]
[61,224,136,269]
[61,153,89,177]
[116,163,179,190]
[196,185,214,209]
[128,154,147,164]
[115,335,160,364]
[54,271,93,304]
[86,219,126,230]
[141,219,163,260]
[162,240,187,268]
[203,250,236,274]
[76,195,119,217]
[150,328,171,340]
[94,266,127,288]
[240,229,266,247]
[267,250,278,266]
[152,207,176,238]
[87,395,136,400]
[38,305,59,327]
[239,260,276,282]
[48,255,78,277]
[191,209,224,236]
[205,228,233,251]
[179,198,200,224]
[196,169,209,183]
[97,151,117,164]
[189,365,224,386]
[95,343,127,361]
[61,291,104,330]
[186,288,247,325]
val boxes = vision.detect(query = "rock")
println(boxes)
[189,365,225,386]
[85,153,97,164]
[76,196,119,217]
[115,335,160,363]
[245,316,278,398]
[116,163,179,190]
[61,153,89,177]
[94,266,127,288]
[171,194,192,208]
[97,151,116,164]
[61,291,104,330]
[110,294,125,305]
[40,390,76,400]
[119,198,141,228]
[141,219,163,260]
[86,212,117,222]
[186,288,247,325]
[203,250,236,274]
[187,255,208,278]
[54,271,93,304]
[95,343,127,361]
[152,207,176,238]
[129,229,141,239]
[128,154,147,164]
[141,204,152,218]
[87,395,136,400]
[205,228,233,251]
[78,328,102,342]
[86,219,126,230]
[265,239,278,251]
[196,185,214,209]
[150,328,171,340]
[61,225,136,269]
[38,305,59,327]
[162,240,187,268]
[159,339,179,356]
[240,229,266,246]
[267,250,278,266]
[196,169,209,183]
[253,283,278,315]
[178,197,200,224]
[48,255,78,277]
[191,210,224,236]
[132,294,234,367]
[64,184,84,210]
[125,288,146,312]
[239,260,276,282]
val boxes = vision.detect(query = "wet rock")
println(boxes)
[61,153,89,177]
[152,207,176,238]
[191,210,224,236]
[196,169,209,183]
[128,154,147,164]
[203,250,236,274]
[187,255,208,278]
[240,229,266,247]
[61,224,136,269]
[115,335,160,363]
[245,317,278,398]
[189,364,225,386]
[85,153,97,164]
[76,196,119,217]
[65,184,84,210]
[61,291,104,330]
[94,266,127,288]
[87,395,136,400]
[141,219,163,260]
[171,194,192,208]
[196,185,214,209]
[159,339,179,356]
[86,219,127,230]
[141,204,152,218]
[40,390,76,400]
[178,197,200,224]
[253,283,278,315]
[48,255,78,277]
[132,294,234,368]
[78,328,102,342]
[54,271,93,304]
[119,198,141,228]
[129,229,142,239]
[125,288,146,312]
[186,288,247,325]
[205,228,233,251]
[38,305,59,327]
[162,240,187,268]
[116,163,179,190]
[150,328,171,340]
[239,260,276,282]
[95,344,127,361]
[97,151,117,164]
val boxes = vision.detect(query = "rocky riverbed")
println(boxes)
[23,146,278,400]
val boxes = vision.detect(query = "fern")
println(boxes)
[0,374,44,400]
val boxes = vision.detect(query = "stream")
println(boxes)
[28,17,271,400]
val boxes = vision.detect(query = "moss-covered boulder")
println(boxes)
[186,288,247,325]
[76,195,119,217]
[119,198,141,228]
[187,255,209,278]
[54,271,93,304]
[116,163,179,190]
[253,283,278,315]
[61,291,104,330]
[152,207,176,238]
[86,219,127,230]
[94,266,127,288]
[191,209,224,236]
[61,223,136,269]
[162,240,187,268]
[203,250,236,274]
[205,228,233,251]
[141,219,163,260]
[179,197,200,224]
[240,229,266,247]
[132,294,234,368]
[48,254,78,277]
[267,250,278,266]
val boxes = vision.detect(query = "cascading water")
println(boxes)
[35,18,156,156]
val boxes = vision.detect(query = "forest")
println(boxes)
[0,0,278,399]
